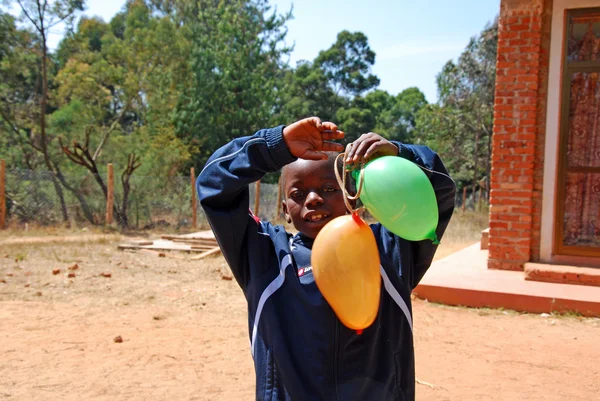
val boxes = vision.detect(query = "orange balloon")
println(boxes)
[311,213,381,330]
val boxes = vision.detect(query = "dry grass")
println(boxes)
[434,210,488,260]
[1,209,487,261]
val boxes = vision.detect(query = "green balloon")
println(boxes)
[352,156,439,243]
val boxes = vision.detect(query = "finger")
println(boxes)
[306,116,323,129]
[345,140,358,162]
[364,140,385,159]
[321,130,345,140]
[320,121,338,132]
[346,133,370,162]
[352,137,376,162]
[300,149,328,161]
[322,141,344,152]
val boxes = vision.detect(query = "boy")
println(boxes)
[197,117,456,401]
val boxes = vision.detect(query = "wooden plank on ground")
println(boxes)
[170,238,218,246]
[118,239,206,253]
[190,247,222,260]
[191,245,218,251]
[161,230,215,240]
[132,241,153,246]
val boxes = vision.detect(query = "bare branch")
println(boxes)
[84,126,92,150]
[93,107,127,161]
[59,136,94,170]
[0,108,23,137]
[47,13,76,29]
[35,0,45,33]
[16,0,42,31]
[122,153,142,181]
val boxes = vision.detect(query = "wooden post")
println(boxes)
[275,175,282,222]
[106,163,114,225]
[478,186,483,212]
[0,160,5,229]
[254,180,261,217]
[461,187,467,212]
[191,167,197,229]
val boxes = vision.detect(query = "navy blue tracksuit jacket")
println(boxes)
[197,126,456,401]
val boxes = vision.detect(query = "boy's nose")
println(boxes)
[305,190,324,206]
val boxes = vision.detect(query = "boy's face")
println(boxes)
[281,158,348,239]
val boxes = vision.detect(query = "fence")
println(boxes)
[0,160,282,230]
[456,185,489,213]
[0,160,488,230]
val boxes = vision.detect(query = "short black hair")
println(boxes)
[280,152,355,197]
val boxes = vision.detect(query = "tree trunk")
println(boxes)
[54,166,96,224]
[471,118,481,210]
[40,26,69,224]
[116,155,142,229]
[119,175,131,228]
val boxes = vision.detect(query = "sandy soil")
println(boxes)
[1,236,599,401]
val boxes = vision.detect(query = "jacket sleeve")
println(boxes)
[391,142,456,289]
[196,126,296,288]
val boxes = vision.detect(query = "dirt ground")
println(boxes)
[1,235,599,401]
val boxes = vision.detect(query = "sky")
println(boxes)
[36,0,500,103]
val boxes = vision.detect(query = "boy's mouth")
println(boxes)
[304,212,330,223]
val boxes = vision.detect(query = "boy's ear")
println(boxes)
[282,200,292,223]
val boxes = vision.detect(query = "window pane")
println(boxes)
[563,172,600,247]
[567,72,600,168]
[568,13,600,62]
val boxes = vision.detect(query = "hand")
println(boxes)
[283,117,345,160]
[345,132,399,165]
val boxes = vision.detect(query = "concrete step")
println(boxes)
[524,263,600,287]
[480,228,489,250]
[414,244,600,317]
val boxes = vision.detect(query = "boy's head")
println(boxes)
[281,152,352,239]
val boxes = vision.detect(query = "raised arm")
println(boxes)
[197,118,344,288]
[197,126,295,287]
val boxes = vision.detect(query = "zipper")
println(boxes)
[333,318,340,401]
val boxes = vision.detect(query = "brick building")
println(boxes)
[490,0,600,270]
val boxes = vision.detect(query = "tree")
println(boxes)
[315,30,379,97]
[386,87,427,142]
[278,61,346,125]
[174,0,292,169]
[415,19,497,199]
[7,0,85,224]
[335,87,427,143]
[282,30,382,143]
[0,11,40,169]
[51,1,191,227]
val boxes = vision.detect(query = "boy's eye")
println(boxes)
[290,190,304,199]
[323,187,338,193]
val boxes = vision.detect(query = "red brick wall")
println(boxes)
[489,0,553,271]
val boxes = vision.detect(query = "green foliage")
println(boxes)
[315,30,379,97]
[1,0,498,226]
[52,0,191,178]
[415,19,497,192]
[336,87,427,143]
[174,0,292,169]
[0,11,41,169]
[278,61,346,124]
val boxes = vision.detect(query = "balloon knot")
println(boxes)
[356,329,363,335]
